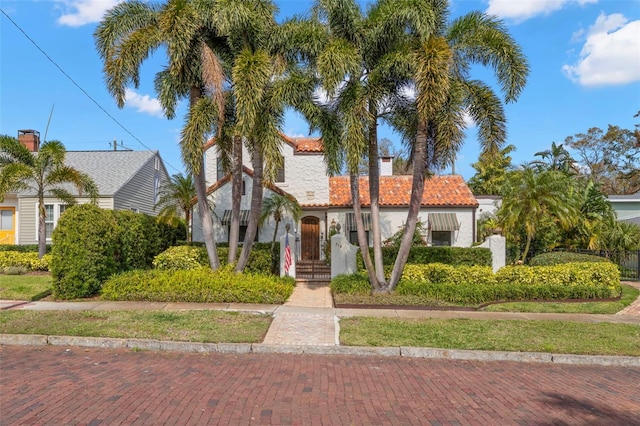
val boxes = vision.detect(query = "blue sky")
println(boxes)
[1,0,639,179]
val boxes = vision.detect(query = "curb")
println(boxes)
[1,334,638,367]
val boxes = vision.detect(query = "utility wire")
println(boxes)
[0,8,181,173]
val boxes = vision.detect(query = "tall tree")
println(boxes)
[467,144,515,195]
[0,135,98,258]
[95,0,231,269]
[382,2,529,290]
[530,141,576,174]
[564,125,640,194]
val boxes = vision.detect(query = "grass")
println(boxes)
[0,310,271,343]
[0,274,52,301]
[481,284,639,314]
[339,317,640,356]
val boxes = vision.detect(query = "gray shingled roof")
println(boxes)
[17,150,157,197]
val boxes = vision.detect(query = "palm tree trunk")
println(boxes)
[185,208,192,244]
[190,86,219,269]
[236,145,264,272]
[521,233,533,263]
[37,195,46,259]
[367,108,385,284]
[228,135,243,262]
[350,172,382,291]
[387,121,429,291]
[271,219,280,274]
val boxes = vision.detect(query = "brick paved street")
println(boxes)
[2,345,639,425]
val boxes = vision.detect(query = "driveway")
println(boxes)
[2,345,639,425]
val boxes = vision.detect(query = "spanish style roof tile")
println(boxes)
[204,134,324,154]
[329,175,478,207]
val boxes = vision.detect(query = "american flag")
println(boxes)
[284,232,292,275]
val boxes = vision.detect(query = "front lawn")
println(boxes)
[339,317,640,356]
[0,310,271,343]
[0,274,52,301]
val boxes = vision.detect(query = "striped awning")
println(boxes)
[428,213,459,231]
[345,212,372,232]
[221,209,251,226]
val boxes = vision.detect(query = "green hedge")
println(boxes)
[529,252,610,266]
[50,205,179,299]
[102,267,295,304]
[0,251,51,272]
[153,243,279,275]
[0,244,51,253]
[332,262,621,305]
[358,246,491,269]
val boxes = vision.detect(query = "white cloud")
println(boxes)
[56,0,122,27]
[124,88,164,117]
[486,0,597,22]
[562,13,640,86]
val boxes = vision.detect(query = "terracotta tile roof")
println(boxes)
[329,175,478,207]
[204,134,324,154]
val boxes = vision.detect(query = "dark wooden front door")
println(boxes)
[301,216,320,260]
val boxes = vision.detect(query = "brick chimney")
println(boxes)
[18,130,40,152]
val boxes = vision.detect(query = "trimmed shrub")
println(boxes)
[51,205,119,299]
[358,246,491,269]
[2,266,27,275]
[332,262,621,305]
[101,266,295,304]
[153,246,208,270]
[0,251,50,271]
[529,251,610,266]
[0,244,51,253]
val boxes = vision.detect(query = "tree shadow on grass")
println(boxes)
[532,392,640,426]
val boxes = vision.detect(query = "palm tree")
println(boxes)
[154,172,198,243]
[94,0,231,269]
[498,168,579,262]
[0,135,98,258]
[259,193,302,273]
[531,141,576,174]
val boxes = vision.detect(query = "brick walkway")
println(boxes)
[618,281,640,316]
[2,345,639,425]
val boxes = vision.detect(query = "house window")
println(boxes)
[276,156,285,183]
[349,230,369,246]
[1,210,13,230]
[154,174,160,204]
[154,156,160,171]
[431,231,452,246]
[242,179,246,196]
[238,226,259,243]
[217,156,225,181]
[44,205,55,239]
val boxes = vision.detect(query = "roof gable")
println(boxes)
[330,175,478,207]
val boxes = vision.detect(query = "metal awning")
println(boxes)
[345,212,372,232]
[428,213,459,231]
[221,209,251,226]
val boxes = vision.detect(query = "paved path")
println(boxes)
[2,345,639,425]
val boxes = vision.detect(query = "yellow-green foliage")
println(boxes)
[152,246,208,270]
[333,262,621,304]
[0,251,50,272]
[102,266,295,304]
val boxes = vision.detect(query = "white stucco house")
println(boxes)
[0,130,170,246]
[192,135,479,261]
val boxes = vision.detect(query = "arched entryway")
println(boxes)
[301,216,320,260]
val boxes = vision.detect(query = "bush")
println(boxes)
[101,266,295,304]
[153,246,208,270]
[332,262,621,305]
[358,246,491,269]
[529,251,610,266]
[0,251,50,271]
[51,205,119,299]
[2,266,27,275]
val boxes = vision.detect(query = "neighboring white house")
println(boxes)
[608,192,640,227]
[0,130,170,245]
[193,135,479,260]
